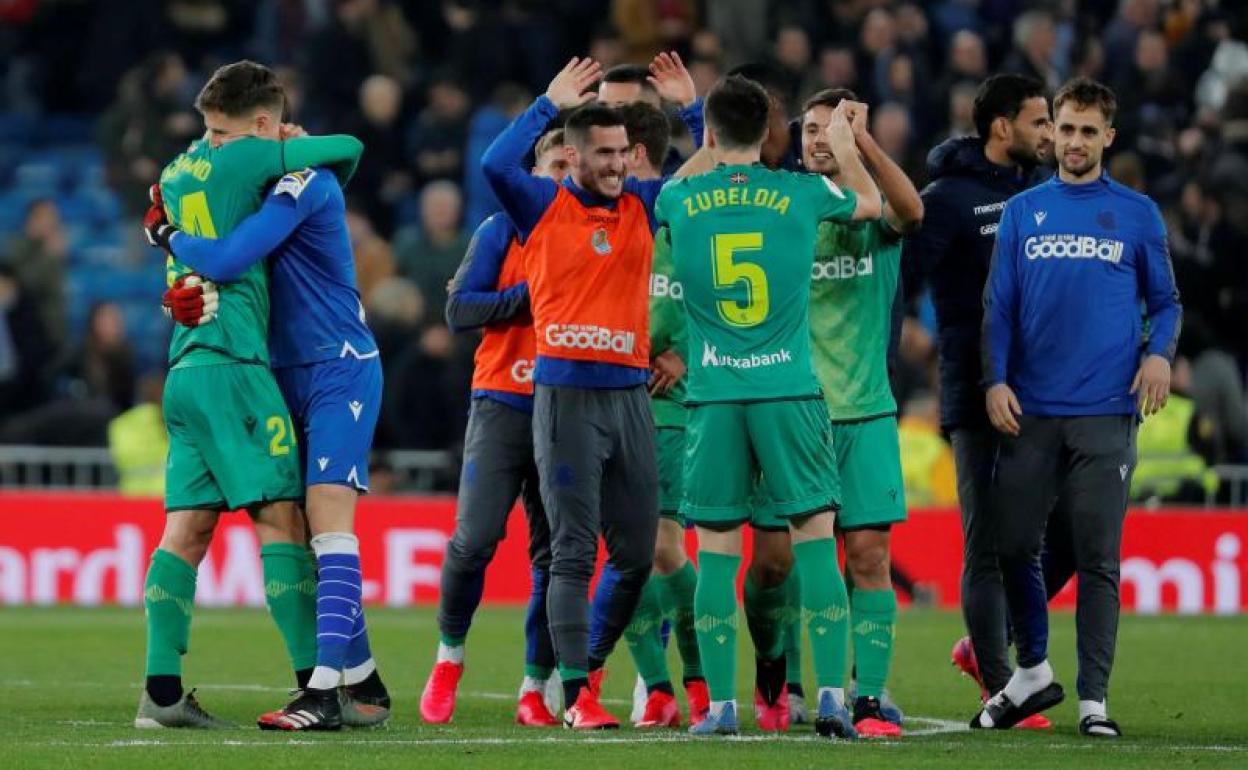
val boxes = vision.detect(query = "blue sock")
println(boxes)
[308,532,362,689]
[589,563,622,662]
[344,610,374,672]
[525,566,555,677]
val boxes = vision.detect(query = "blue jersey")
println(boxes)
[983,172,1182,417]
[169,166,378,368]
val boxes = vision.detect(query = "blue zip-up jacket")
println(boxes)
[983,171,1182,417]
[481,94,702,389]
[902,137,1050,430]
[445,212,534,414]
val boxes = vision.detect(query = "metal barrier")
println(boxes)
[0,445,456,493]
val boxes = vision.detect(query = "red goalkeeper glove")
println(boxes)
[162,275,219,328]
[143,183,178,251]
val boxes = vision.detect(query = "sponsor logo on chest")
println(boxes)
[545,324,635,354]
[1024,234,1124,263]
[813,253,874,281]
[650,273,683,299]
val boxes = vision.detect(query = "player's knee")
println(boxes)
[652,538,686,575]
[747,557,792,589]
[159,526,214,566]
[846,541,890,587]
[447,531,502,569]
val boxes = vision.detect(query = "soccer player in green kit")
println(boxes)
[135,61,365,729]
[655,75,881,738]
[797,88,924,737]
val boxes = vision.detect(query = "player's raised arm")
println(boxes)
[824,103,881,221]
[151,169,329,283]
[483,57,601,238]
[278,134,364,185]
[445,214,530,333]
[843,101,923,234]
[649,51,704,150]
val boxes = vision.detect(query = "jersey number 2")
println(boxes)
[713,232,768,327]
[267,416,294,456]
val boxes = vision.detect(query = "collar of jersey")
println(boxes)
[562,177,619,211]
[1049,169,1111,196]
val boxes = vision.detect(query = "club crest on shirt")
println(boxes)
[591,227,612,255]
[274,168,316,199]
[729,172,748,184]
[1097,210,1117,231]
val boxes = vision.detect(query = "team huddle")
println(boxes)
[135,47,1180,740]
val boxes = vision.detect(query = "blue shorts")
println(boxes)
[275,355,383,493]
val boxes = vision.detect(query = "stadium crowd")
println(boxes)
[1,0,1246,498]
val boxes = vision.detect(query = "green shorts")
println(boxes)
[163,363,303,512]
[831,415,908,530]
[681,398,840,530]
[655,426,687,525]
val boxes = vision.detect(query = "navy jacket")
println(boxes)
[902,137,1049,431]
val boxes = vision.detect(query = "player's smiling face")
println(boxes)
[568,125,630,198]
[1055,103,1114,181]
[802,104,841,177]
[201,107,281,148]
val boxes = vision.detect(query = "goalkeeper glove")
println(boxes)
[162,275,219,327]
[144,184,179,251]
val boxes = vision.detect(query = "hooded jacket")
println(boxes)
[902,136,1049,431]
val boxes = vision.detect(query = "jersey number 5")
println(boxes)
[713,232,768,327]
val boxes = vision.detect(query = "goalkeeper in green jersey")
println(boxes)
[134,61,371,730]
[655,75,881,738]
[795,88,924,737]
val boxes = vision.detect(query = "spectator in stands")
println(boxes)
[1104,0,1162,87]
[61,301,135,414]
[302,0,417,126]
[1003,10,1062,92]
[897,392,958,508]
[705,0,769,67]
[345,74,412,237]
[859,7,898,104]
[108,370,167,497]
[612,0,697,63]
[346,204,397,305]
[933,30,988,125]
[463,83,532,229]
[4,199,67,356]
[773,24,818,104]
[1176,325,1248,467]
[394,181,469,325]
[407,75,471,185]
[815,44,858,94]
[0,267,53,424]
[96,51,199,215]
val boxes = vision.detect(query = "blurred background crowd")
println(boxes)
[0,0,1246,500]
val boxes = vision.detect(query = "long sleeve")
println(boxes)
[170,175,323,282]
[445,214,530,332]
[982,202,1020,387]
[900,183,956,303]
[1139,203,1183,362]
[481,96,561,239]
[281,134,364,185]
[679,98,704,150]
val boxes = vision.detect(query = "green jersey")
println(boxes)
[649,226,687,427]
[159,134,363,369]
[655,163,858,404]
[810,217,902,421]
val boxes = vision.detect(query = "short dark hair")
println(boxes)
[603,64,655,90]
[563,103,625,148]
[618,101,671,171]
[1054,77,1117,124]
[972,73,1046,140]
[802,88,859,114]
[704,75,770,150]
[194,60,285,118]
[725,61,789,103]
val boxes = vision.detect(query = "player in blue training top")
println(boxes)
[148,164,392,732]
[979,78,1181,737]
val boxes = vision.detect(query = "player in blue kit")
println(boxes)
[148,164,391,731]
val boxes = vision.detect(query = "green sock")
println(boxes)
[143,549,197,677]
[655,560,701,679]
[524,664,554,680]
[260,543,319,671]
[851,588,897,699]
[694,551,742,702]
[793,538,850,689]
[743,572,788,661]
[782,569,803,686]
[624,577,671,688]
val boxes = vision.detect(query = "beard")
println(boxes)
[1007,139,1048,169]
[1058,150,1098,178]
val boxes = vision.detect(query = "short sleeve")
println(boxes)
[805,173,858,223]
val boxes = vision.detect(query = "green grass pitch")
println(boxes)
[2,606,1245,769]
